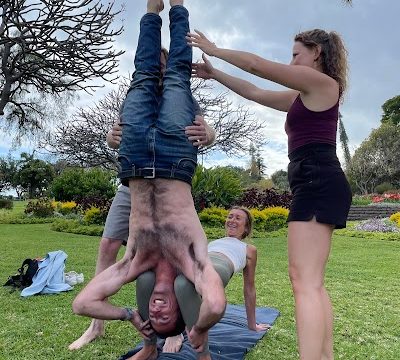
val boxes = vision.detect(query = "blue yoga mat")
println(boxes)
[119,304,280,360]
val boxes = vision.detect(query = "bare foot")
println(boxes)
[170,0,183,6]
[198,352,211,360]
[127,345,158,360]
[147,0,164,14]
[68,319,105,350]
[163,334,184,353]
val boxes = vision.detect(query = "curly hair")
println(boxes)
[294,29,348,100]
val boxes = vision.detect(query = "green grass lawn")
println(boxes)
[0,223,399,359]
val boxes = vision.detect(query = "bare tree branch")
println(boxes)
[0,0,124,130]
[40,78,267,170]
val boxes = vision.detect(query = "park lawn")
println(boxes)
[0,200,28,215]
[0,223,399,360]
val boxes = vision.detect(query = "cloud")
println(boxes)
[2,0,399,172]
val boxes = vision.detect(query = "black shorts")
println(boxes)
[287,143,352,229]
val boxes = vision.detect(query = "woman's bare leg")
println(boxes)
[288,218,334,360]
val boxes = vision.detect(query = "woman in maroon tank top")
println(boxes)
[188,29,351,359]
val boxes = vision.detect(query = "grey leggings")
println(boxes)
[136,254,234,350]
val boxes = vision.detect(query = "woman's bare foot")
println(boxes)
[147,0,164,14]
[68,319,105,350]
[170,0,183,6]
[162,334,184,353]
[127,345,158,360]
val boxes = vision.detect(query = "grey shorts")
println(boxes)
[102,185,131,245]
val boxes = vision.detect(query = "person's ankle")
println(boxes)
[147,0,164,14]
[170,0,183,7]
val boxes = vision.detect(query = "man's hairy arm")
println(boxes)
[188,261,226,351]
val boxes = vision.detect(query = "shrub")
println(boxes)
[50,167,117,201]
[351,195,372,206]
[335,228,400,241]
[248,208,266,232]
[237,188,292,209]
[51,219,103,236]
[389,212,400,227]
[75,195,112,213]
[199,207,229,227]
[24,198,54,218]
[0,198,13,210]
[192,165,243,211]
[264,206,290,217]
[0,213,56,224]
[375,182,395,194]
[204,226,226,240]
[52,200,78,215]
[264,207,290,232]
[83,206,107,225]
[250,206,289,232]
[59,201,77,215]
[264,214,287,232]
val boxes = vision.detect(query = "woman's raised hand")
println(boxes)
[187,29,217,56]
[192,53,215,80]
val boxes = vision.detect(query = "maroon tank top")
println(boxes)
[285,95,339,154]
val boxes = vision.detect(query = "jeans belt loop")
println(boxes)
[143,167,156,179]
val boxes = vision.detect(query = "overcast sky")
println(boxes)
[1,0,398,176]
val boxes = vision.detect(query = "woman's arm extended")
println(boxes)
[243,245,271,331]
[192,54,297,112]
[188,30,334,98]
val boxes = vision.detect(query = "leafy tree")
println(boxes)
[347,123,400,193]
[366,123,400,187]
[224,166,254,188]
[50,167,117,201]
[0,155,17,193]
[12,152,55,198]
[192,165,243,211]
[381,95,400,126]
[248,143,266,181]
[41,78,266,170]
[346,142,381,195]
[0,0,124,131]
[271,169,289,192]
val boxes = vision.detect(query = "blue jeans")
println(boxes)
[118,6,197,185]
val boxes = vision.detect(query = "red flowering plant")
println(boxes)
[371,196,384,203]
[372,192,400,204]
